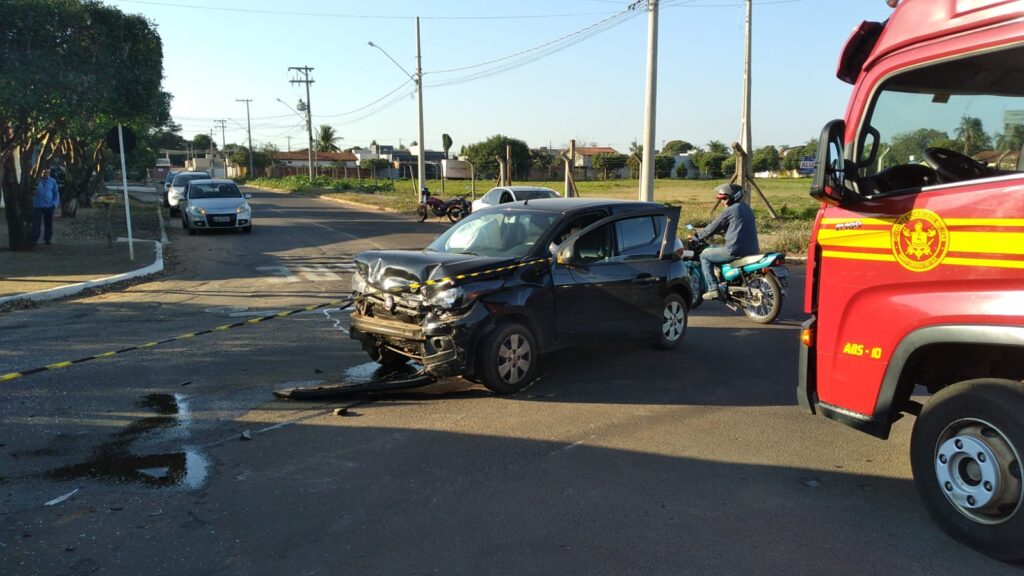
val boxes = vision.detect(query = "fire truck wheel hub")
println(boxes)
[935,421,1022,523]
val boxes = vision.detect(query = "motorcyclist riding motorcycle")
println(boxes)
[689,183,760,300]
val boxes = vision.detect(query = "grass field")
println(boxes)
[249,176,820,254]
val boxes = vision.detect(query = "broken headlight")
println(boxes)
[350,270,368,295]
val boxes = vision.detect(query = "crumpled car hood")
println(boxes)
[354,250,517,292]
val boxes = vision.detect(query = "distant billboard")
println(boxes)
[798,156,816,175]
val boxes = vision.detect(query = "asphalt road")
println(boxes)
[0,189,1017,575]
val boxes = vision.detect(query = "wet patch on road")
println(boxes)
[48,393,208,490]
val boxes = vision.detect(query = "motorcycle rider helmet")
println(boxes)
[714,183,744,204]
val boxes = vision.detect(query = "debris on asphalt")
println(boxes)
[240,430,252,441]
[44,488,79,506]
[137,467,170,480]
[108,506,123,512]
[314,368,323,374]
[181,380,192,387]
[64,546,76,552]
[148,509,164,517]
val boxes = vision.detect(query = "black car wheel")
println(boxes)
[478,321,537,394]
[657,293,688,350]
[242,225,252,234]
[911,379,1024,562]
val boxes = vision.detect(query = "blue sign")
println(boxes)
[798,156,816,175]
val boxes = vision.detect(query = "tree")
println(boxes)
[888,128,951,166]
[996,124,1024,153]
[783,138,820,171]
[359,158,391,180]
[752,145,780,173]
[654,155,676,178]
[662,140,694,155]
[1,0,166,249]
[441,133,453,159]
[193,133,216,152]
[315,124,340,153]
[954,116,992,156]
[706,140,729,155]
[691,148,729,178]
[462,134,531,179]
[591,153,627,179]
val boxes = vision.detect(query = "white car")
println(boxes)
[180,179,252,235]
[471,186,559,213]
[167,171,211,215]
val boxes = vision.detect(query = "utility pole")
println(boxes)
[415,17,426,196]
[639,0,659,202]
[286,136,292,152]
[214,119,226,150]
[236,99,254,178]
[739,0,753,203]
[289,66,316,180]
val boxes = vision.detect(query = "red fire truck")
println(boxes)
[798,0,1024,561]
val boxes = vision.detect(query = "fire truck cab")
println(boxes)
[799,0,1024,562]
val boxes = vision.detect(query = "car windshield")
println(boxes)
[426,210,559,258]
[189,183,241,199]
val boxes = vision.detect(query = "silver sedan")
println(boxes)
[180,179,253,235]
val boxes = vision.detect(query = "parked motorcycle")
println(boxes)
[417,194,470,223]
[684,225,789,324]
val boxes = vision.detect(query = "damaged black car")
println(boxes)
[349,198,703,394]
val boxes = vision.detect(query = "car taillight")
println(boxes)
[800,327,814,347]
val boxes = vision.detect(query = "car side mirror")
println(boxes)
[244,193,252,199]
[555,243,576,266]
[810,119,850,206]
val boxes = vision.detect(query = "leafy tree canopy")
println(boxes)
[462,134,530,179]
[661,140,694,155]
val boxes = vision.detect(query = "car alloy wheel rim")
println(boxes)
[934,419,1023,525]
[497,333,531,384]
[662,300,685,342]
[744,277,775,320]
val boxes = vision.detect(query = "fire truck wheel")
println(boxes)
[477,321,537,395]
[656,293,688,349]
[742,273,782,324]
[910,378,1024,562]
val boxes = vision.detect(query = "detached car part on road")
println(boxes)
[349,198,703,394]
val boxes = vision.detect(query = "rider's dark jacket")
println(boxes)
[695,202,760,257]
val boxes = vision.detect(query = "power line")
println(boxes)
[115,0,619,20]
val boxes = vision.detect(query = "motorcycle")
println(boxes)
[683,225,789,324]
[417,194,470,223]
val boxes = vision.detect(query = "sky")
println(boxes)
[105,0,897,154]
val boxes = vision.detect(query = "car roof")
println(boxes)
[495,197,661,214]
[488,186,557,193]
[188,178,236,185]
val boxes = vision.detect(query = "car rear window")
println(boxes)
[173,173,208,185]
[521,190,557,200]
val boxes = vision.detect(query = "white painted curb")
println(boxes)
[0,240,164,305]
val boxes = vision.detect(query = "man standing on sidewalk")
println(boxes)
[33,168,60,245]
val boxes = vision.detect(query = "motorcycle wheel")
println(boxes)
[741,273,782,324]
[447,205,464,222]
[416,205,428,222]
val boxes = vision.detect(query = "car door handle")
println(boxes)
[632,274,659,285]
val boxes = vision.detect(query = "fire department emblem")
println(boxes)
[890,209,949,272]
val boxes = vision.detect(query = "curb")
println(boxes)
[316,194,402,213]
[0,240,164,306]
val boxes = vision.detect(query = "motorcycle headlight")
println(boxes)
[350,271,368,295]
[427,286,462,309]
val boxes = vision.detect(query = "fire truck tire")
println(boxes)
[477,321,537,395]
[910,378,1024,562]
[742,273,782,324]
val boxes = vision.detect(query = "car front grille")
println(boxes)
[207,214,237,228]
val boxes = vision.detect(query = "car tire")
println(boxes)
[365,343,408,368]
[181,216,188,230]
[910,378,1024,562]
[242,225,252,234]
[170,207,180,217]
[656,293,688,350]
[477,321,538,394]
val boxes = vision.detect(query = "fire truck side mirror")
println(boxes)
[810,119,849,206]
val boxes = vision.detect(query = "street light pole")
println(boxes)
[415,17,426,196]
[236,98,254,178]
[368,19,426,200]
[639,0,658,202]
[289,66,316,181]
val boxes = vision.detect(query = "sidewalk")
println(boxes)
[0,189,165,305]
